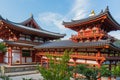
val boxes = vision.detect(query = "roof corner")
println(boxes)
[105,6,109,12]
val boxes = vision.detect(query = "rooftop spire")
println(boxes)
[0,15,3,20]
[105,6,109,12]
[89,10,95,17]
[100,9,103,14]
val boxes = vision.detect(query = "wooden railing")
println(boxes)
[36,53,106,61]
[71,33,105,40]
[106,56,120,60]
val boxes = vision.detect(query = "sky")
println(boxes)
[0,0,120,39]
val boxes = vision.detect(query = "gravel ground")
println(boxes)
[0,73,120,80]
[9,75,120,80]
[9,74,43,80]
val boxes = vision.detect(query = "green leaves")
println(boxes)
[76,65,111,80]
[0,75,12,80]
[0,42,6,53]
[37,50,73,80]
[112,65,120,77]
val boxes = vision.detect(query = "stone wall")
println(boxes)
[0,65,38,75]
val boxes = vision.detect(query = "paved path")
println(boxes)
[0,73,120,80]
[9,75,120,80]
[10,73,43,80]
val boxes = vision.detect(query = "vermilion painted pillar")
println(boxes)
[97,49,101,80]
[20,47,22,64]
[73,58,77,79]
[8,47,12,66]
[8,48,9,64]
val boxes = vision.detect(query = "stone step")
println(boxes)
[5,70,38,77]
[0,65,40,77]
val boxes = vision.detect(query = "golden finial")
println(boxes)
[89,10,95,17]
[91,10,95,15]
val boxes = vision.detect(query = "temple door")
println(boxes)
[0,53,4,63]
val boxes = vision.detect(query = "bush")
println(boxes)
[37,50,74,80]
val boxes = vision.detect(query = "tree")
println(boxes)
[37,50,74,80]
[0,75,12,80]
[75,64,111,80]
[0,42,6,53]
[112,65,120,79]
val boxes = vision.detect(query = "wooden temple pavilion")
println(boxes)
[0,14,65,65]
[35,7,120,71]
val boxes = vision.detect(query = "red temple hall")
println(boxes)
[0,6,120,72]
[0,14,65,65]
[35,7,120,70]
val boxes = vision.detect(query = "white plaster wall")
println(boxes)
[12,50,20,64]
[26,57,32,63]
[4,52,8,63]
[4,57,8,63]
[69,59,74,62]
[76,59,85,63]
[87,60,97,64]
[12,53,20,64]
[22,57,25,63]
[76,59,97,65]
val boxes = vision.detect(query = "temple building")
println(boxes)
[0,15,65,65]
[35,7,120,71]
[0,6,120,73]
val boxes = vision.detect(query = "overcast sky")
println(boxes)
[0,0,120,39]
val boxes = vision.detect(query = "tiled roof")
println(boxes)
[63,6,120,31]
[35,40,110,48]
[4,40,35,47]
[35,40,120,52]
[7,20,65,38]
[0,16,65,39]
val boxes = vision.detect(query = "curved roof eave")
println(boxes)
[106,11,120,30]
[2,20,65,39]
[63,11,107,26]
[63,8,120,30]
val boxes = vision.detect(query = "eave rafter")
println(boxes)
[0,21,18,41]
[65,16,107,31]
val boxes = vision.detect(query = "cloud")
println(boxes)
[39,0,89,30]
[109,31,120,39]
[39,12,66,30]
[69,0,89,20]
[38,0,89,39]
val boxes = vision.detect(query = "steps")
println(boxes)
[1,65,39,77]
[5,71,38,77]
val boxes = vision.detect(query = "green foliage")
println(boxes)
[37,50,73,80]
[112,65,120,77]
[99,66,111,77]
[75,64,111,80]
[0,43,6,53]
[114,40,120,47]
[0,75,12,80]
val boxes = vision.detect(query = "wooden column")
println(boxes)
[108,61,112,80]
[20,47,22,64]
[8,48,9,64]
[73,58,77,79]
[109,61,111,70]
[96,49,101,80]
[41,50,43,66]
[46,59,49,68]
[8,47,12,66]
[35,54,37,63]
[41,59,43,66]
